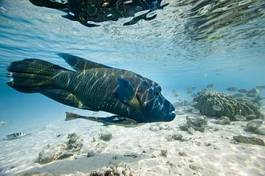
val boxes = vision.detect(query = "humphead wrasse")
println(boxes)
[7,54,175,123]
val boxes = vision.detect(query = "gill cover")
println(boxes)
[114,77,140,108]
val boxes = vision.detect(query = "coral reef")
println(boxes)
[193,91,261,120]
[99,131,112,142]
[245,119,265,135]
[37,133,83,164]
[180,116,207,134]
[89,165,134,176]
[233,135,265,146]
[66,133,83,151]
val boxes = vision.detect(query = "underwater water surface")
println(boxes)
[0,0,265,175]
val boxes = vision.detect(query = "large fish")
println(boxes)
[7,53,175,123]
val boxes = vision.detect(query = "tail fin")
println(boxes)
[7,59,68,93]
[65,112,81,121]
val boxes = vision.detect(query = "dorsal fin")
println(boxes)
[58,53,110,71]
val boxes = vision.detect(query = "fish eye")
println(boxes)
[155,91,159,96]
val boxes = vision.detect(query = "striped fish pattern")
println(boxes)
[7,53,175,123]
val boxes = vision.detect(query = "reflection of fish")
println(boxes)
[4,132,29,140]
[29,0,168,26]
[7,53,175,123]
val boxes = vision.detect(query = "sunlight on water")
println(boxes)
[0,0,265,175]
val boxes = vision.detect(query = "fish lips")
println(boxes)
[165,110,176,121]
[141,98,176,122]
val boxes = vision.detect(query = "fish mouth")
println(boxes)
[165,110,176,121]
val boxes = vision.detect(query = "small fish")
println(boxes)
[4,132,29,140]
[7,53,175,123]
[0,121,7,127]
[226,87,238,92]
[212,105,222,112]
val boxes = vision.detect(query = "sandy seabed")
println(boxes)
[0,108,265,176]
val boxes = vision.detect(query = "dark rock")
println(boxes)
[189,164,201,171]
[87,151,97,157]
[245,119,263,132]
[56,134,62,138]
[180,116,207,133]
[123,154,138,158]
[99,132,112,141]
[66,133,83,151]
[233,135,265,146]
[178,151,187,156]
[160,150,167,157]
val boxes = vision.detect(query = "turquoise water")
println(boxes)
[0,0,265,145]
[0,0,265,175]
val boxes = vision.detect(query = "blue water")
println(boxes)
[0,0,265,131]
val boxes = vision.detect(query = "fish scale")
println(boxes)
[7,53,175,123]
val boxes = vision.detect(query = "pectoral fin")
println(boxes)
[114,78,134,103]
[40,89,88,109]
